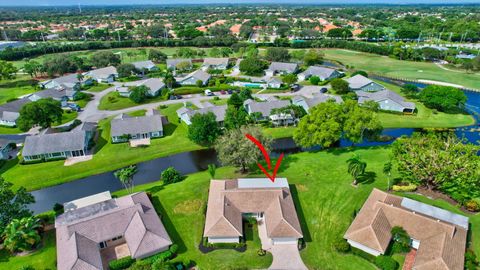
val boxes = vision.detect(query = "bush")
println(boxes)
[351,247,376,262]
[108,256,135,270]
[391,226,411,254]
[309,76,320,85]
[374,255,398,270]
[465,200,480,212]
[36,212,55,225]
[161,167,183,185]
[53,203,64,216]
[257,249,267,256]
[144,250,174,264]
[465,249,479,270]
[169,244,178,254]
[19,266,35,270]
[351,70,368,77]
[391,183,417,192]
[333,238,350,253]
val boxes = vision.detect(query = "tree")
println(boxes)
[16,98,63,131]
[0,60,17,80]
[175,61,192,72]
[0,178,34,234]
[129,85,149,103]
[117,63,137,78]
[41,57,77,77]
[227,93,244,109]
[383,161,392,191]
[195,80,203,88]
[330,78,350,94]
[473,56,480,70]
[23,60,41,78]
[164,71,176,89]
[208,164,216,179]
[392,133,480,202]
[418,85,466,113]
[327,28,353,39]
[265,47,291,62]
[76,73,84,84]
[239,88,253,101]
[176,27,203,40]
[309,76,320,85]
[215,126,272,173]
[401,84,419,98]
[303,49,324,66]
[89,51,121,68]
[346,154,367,186]
[351,70,368,77]
[161,167,182,185]
[224,106,248,129]
[3,217,41,253]
[239,57,267,76]
[149,49,167,63]
[342,101,382,144]
[114,165,137,193]
[282,73,298,86]
[187,112,221,146]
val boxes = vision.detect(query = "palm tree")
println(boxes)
[3,217,41,253]
[114,165,138,193]
[383,161,393,191]
[76,73,84,84]
[346,154,367,186]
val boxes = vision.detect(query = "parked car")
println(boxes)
[205,89,214,96]
[220,90,226,95]
[291,84,300,92]
[175,95,183,99]
[169,95,177,100]
[227,89,233,94]
[320,87,328,93]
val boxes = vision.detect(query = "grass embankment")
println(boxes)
[2,103,202,191]
[322,49,480,90]
[98,91,168,111]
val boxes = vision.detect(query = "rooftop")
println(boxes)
[110,114,163,137]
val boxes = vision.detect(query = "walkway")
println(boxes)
[257,218,307,270]
[402,249,417,270]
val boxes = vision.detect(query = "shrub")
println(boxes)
[465,249,479,270]
[144,250,173,264]
[169,244,178,254]
[465,200,480,212]
[333,238,350,253]
[36,212,55,225]
[391,183,417,192]
[19,266,35,270]
[108,256,135,270]
[351,247,376,262]
[374,255,398,270]
[257,249,267,256]
[351,70,368,77]
[391,226,411,254]
[309,76,320,85]
[161,167,183,185]
[53,203,64,216]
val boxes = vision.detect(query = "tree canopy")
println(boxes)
[0,178,35,235]
[418,85,467,113]
[89,51,121,68]
[117,63,137,78]
[129,85,149,103]
[17,98,63,131]
[330,78,350,94]
[0,60,18,80]
[187,112,222,146]
[239,57,267,76]
[265,47,291,62]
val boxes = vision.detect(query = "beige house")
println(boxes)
[204,178,303,245]
[344,189,468,270]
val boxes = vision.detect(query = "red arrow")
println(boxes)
[245,134,284,182]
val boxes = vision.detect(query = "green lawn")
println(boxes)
[98,91,168,111]
[3,103,203,191]
[83,83,112,93]
[262,126,296,139]
[321,49,480,90]
[111,146,480,269]
[0,111,78,135]
[0,230,57,269]
[0,76,37,105]
[204,98,228,106]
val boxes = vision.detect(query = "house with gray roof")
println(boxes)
[267,77,282,89]
[357,90,416,113]
[0,98,30,127]
[166,58,193,73]
[110,113,164,143]
[244,99,291,119]
[298,66,343,82]
[292,93,343,112]
[202,58,230,70]
[0,138,14,160]
[266,62,298,77]
[22,129,95,162]
[176,105,227,125]
[84,66,118,83]
[179,70,211,86]
[28,87,79,104]
[132,60,158,72]
[39,73,92,90]
[55,191,172,270]
[116,78,166,97]
[345,75,385,92]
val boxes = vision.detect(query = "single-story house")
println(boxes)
[0,139,14,160]
[267,77,282,89]
[28,87,79,103]
[116,86,130,97]
[166,58,192,71]
[22,129,95,162]
[357,90,416,113]
[204,178,303,244]
[0,98,30,127]
[110,112,164,143]
[84,66,118,83]
[244,99,291,119]
[56,191,172,270]
[179,70,211,86]
[344,188,468,270]
[345,75,385,92]
[269,113,295,126]
[132,60,158,72]
[456,53,476,60]
[116,78,165,97]
[176,105,227,125]
[298,66,343,82]
[39,73,92,90]
[265,62,298,77]
[292,93,343,112]
[201,58,229,70]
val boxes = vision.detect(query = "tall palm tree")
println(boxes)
[346,154,367,186]
[383,161,393,191]
[3,217,41,253]
[114,165,138,194]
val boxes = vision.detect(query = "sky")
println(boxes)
[1,0,479,6]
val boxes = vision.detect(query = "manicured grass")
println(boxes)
[0,230,57,269]
[75,93,93,108]
[0,125,22,134]
[204,98,228,106]
[321,49,480,90]
[0,76,37,105]
[60,110,78,124]
[98,91,168,111]
[262,126,296,139]
[83,83,112,92]
[3,103,203,191]
[127,109,147,117]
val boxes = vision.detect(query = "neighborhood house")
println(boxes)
[110,111,164,143]
[344,189,468,270]
[298,66,343,82]
[84,66,118,83]
[116,78,165,97]
[177,105,227,125]
[345,75,385,92]
[179,69,211,86]
[204,178,303,245]
[201,58,230,70]
[0,98,30,127]
[244,99,291,120]
[40,73,91,90]
[55,191,172,270]
[166,58,192,72]
[266,62,299,77]
[132,60,158,72]
[357,90,416,113]
[292,93,343,112]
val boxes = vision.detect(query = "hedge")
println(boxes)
[392,183,417,192]
[108,256,135,270]
[374,255,398,270]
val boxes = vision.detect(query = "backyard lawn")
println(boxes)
[83,83,112,92]
[98,91,168,110]
[321,49,480,90]
[0,76,37,104]
[2,103,203,190]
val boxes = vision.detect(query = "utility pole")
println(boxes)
[78,3,82,13]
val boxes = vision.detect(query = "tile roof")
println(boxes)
[110,114,163,137]
[357,90,416,110]
[204,179,303,239]
[344,189,467,270]
[22,131,87,157]
[56,192,172,270]
[0,98,30,120]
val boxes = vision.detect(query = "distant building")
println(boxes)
[298,66,343,82]
[266,62,298,77]
[202,58,230,70]
[345,75,385,92]
[292,94,343,112]
[0,41,25,51]
[244,99,291,120]
[0,98,30,127]
[179,70,211,86]
[267,77,282,89]
[84,66,118,83]
[166,58,192,71]
[40,73,92,90]
[456,53,477,60]
[132,60,158,72]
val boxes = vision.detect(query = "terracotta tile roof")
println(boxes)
[344,189,467,270]
[204,179,303,239]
